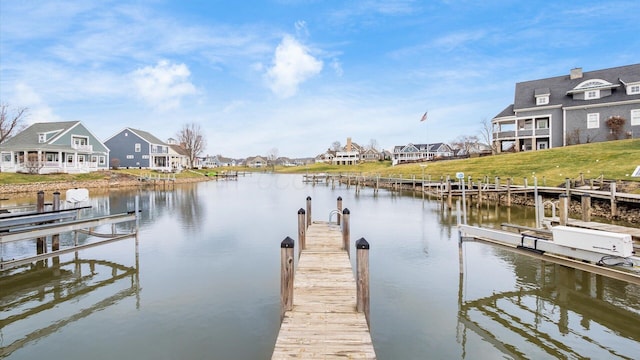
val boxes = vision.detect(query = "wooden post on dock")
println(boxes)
[524,177,528,188]
[306,196,312,228]
[36,191,46,254]
[336,196,342,225]
[477,179,483,207]
[447,180,452,210]
[506,178,512,207]
[280,237,295,321]
[297,209,306,255]
[610,182,617,218]
[581,194,591,222]
[52,191,61,251]
[559,194,568,226]
[356,237,370,327]
[565,178,571,198]
[342,208,351,258]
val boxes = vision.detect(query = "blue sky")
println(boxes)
[1,1,639,158]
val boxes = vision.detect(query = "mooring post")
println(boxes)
[581,194,591,222]
[447,180,452,210]
[342,208,351,258]
[355,237,370,327]
[298,208,306,256]
[306,196,312,228]
[565,178,571,198]
[610,182,617,218]
[280,236,295,321]
[336,196,343,225]
[506,178,512,207]
[559,194,568,226]
[36,190,46,254]
[52,191,61,251]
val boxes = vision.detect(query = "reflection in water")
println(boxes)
[0,255,139,358]
[458,251,640,359]
[1,176,638,359]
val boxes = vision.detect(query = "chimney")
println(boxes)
[346,137,352,152]
[570,67,583,80]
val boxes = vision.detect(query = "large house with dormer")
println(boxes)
[492,64,640,152]
[104,128,171,170]
[0,121,109,174]
[392,143,454,166]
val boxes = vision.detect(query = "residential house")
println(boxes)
[315,150,335,164]
[104,128,170,170]
[332,138,363,165]
[0,121,109,174]
[245,155,267,168]
[166,138,189,170]
[493,64,640,152]
[391,143,454,166]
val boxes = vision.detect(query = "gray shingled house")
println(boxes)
[492,64,640,152]
[104,128,170,170]
[0,121,109,174]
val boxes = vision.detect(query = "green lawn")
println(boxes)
[2,139,639,188]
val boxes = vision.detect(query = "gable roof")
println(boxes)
[127,128,167,145]
[513,63,640,111]
[1,121,80,148]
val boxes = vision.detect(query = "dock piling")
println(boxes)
[559,194,568,226]
[342,208,351,258]
[280,236,295,321]
[297,209,306,255]
[52,191,61,251]
[356,237,370,327]
[581,194,591,222]
[305,196,312,228]
[336,196,342,225]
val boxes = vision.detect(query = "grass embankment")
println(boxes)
[274,139,640,190]
[1,139,638,191]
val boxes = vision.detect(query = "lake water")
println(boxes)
[1,174,639,359]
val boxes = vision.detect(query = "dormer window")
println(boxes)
[628,84,640,95]
[38,133,46,143]
[566,78,618,100]
[536,96,549,105]
[585,89,600,100]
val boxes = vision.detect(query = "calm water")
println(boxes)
[1,174,639,359]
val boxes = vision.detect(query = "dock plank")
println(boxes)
[272,222,376,359]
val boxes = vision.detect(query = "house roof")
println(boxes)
[128,128,168,145]
[511,63,640,112]
[169,144,189,156]
[0,121,110,154]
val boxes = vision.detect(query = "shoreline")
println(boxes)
[0,176,210,195]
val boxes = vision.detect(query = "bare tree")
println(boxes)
[176,122,207,168]
[331,141,342,152]
[450,135,479,156]
[267,147,279,170]
[479,118,497,154]
[0,104,29,144]
[367,139,379,151]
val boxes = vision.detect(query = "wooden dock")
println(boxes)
[272,221,376,359]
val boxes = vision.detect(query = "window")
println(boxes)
[629,85,640,95]
[537,141,548,150]
[73,137,88,146]
[67,155,74,163]
[585,90,600,100]
[536,96,549,105]
[126,155,134,159]
[3,153,11,162]
[536,119,549,129]
[587,113,600,129]
[135,143,141,152]
[46,153,58,162]
[631,109,640,126]
[99,156,106,165]
[142,155,150,159]
[38,134,46,143]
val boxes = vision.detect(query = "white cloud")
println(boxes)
[131,60,197,111]
[265,35,323,98]
[12,83,62,123]
[331,58,344,77]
